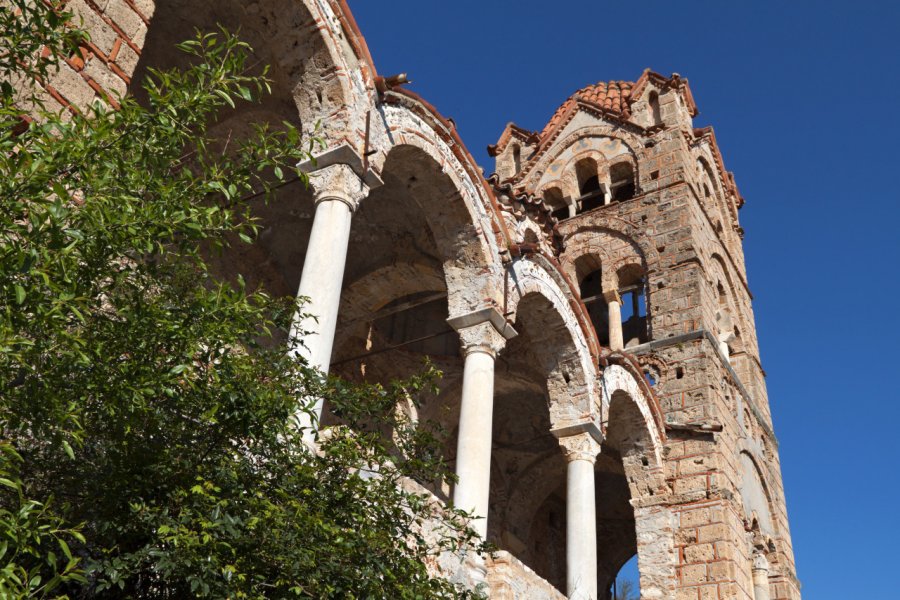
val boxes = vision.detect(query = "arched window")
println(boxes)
[648,91,662,126]
[575,158,601,196]
[697,158,719,200]
[610,162,636,202]
[618,266,649,346]
[575,158,605,213]
[543,186,570,222]
[576,258,609,346]
[512,143,522,173]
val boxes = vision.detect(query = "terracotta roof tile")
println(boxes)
[540,80,635,138]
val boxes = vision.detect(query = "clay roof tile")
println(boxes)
[538,77,638,138]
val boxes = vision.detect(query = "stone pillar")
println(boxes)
[290,161,371,431]
[448,309,517,539]
[752,551,771,600]
[558,430,603,600]
[604,290,624,351]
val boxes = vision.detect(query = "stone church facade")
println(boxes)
[35,1,800,598]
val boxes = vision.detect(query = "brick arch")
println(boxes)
[564,214,659,271]
[708,252,753,346]
[563,148,610,195]
[601,364,675,599]
[562,223,656,292]
[371,105,506,316]
[537,178,579,205]
[525,127,644,194]
[737,449,778,538]
[601,364,664,471]
[336,261,444,320]
[505,258,600,428]
[125,0,368,146]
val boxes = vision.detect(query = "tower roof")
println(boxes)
[489,69,699,158]
[540,80,636,138]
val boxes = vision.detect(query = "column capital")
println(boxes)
[448,307,517,358]
[557,430,602,464]
[299,144,383,212]
[602,289,621,304]
[752,550,770,573]
[308,163,369,211]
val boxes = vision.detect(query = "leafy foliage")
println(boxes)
[0,6,481,599]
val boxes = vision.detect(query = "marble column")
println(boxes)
[558,430,603,600]
[448,310,516,539]
[604,289,624,351]
[290,162,370,431]
[752,552,771,600]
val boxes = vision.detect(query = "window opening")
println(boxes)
[512,144,522,173]
[543,186,570,222]
[619,279,648,346]
[579,269,609,346]
[610,162,636,201]
[575,158,606,214]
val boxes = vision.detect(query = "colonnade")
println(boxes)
[292,154,614,599]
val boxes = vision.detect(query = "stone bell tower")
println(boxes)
[491,69,800,599]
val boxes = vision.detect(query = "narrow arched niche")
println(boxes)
[648,91,662,126]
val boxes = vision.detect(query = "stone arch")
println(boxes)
[600,364,673,599]
[367,148,503,318]
[563,214,659,274]
[134,0,368,145]
[538,178,579,218]
[738,450,777,538]
[505,258,600,427]
[564,149,609,195]
[538,178,578,202]
[600,365,664,470]
[563,224,653,289]
[525,127,644,195]
[370,103,506,315]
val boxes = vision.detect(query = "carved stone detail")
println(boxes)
[456,320,508,358]
[602,289,622,304]
[308,163,370,211]
[558,431,602,464]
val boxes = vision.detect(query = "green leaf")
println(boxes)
[14,285,25,305]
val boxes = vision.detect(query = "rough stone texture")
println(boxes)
[487,552,567,600]
[29,3,801,598]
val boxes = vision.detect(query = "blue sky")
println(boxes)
[349,1,900,597]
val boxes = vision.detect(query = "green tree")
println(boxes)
[0,2,481,598]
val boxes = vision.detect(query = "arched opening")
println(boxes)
[543,186,571,222]
[575,157,605,213]
[576,157,601,196]
[648,91,662,127]
[321,141,495,495]
[617,265,648,347]
[610,554,640,600]
[576,256,609,347]
[512,143,522,174]
[489,290,593,594]
[610,162,636,202]
[371,292,458,357]
[594,390,654,599]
